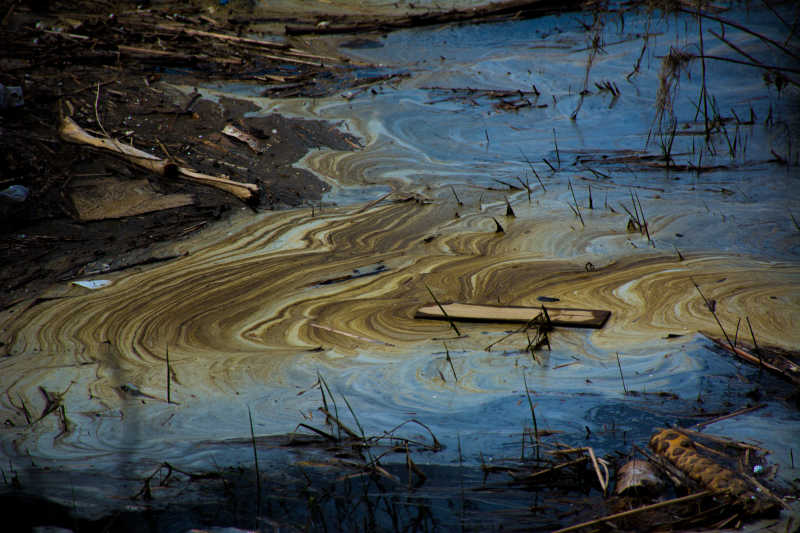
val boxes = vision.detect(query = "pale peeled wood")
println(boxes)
[60,116,172,175]
[615,458,664,495]
[59,117,257,201]
[177,167,258,201]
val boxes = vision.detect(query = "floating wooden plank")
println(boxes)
[70,177,194,221]
[415,303,610,328]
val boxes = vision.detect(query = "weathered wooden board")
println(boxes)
[415,303,610,328]
[70,177,194,221]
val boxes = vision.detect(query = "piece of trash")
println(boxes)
[119,383,162,401]
[72,280,112,290]
[649,428,779,514]
[310,322,394,346]
[120,383,143,396]
[82,261,111,275]
[0,83,24,110]
[615,458,664,495]
[311,262,387,286]
[222,124,265,153]
[0,185,29,203]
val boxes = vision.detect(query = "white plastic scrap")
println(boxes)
[72,280,112,290]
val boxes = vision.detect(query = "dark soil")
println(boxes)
[0,1,363,308]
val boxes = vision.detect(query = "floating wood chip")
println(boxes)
[615,458,664,495]
[222,124,266,153]
[70,177,194,220]
[415,303,610,328]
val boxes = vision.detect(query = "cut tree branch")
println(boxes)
[59,117,258,202]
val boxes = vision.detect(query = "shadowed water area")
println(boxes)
[1,1,799,531]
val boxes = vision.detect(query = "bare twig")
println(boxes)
[708,29,800,87]
[248,406,262,521]
[518,148,546,191]
[444,342,458,382]
[691,403,767,430]
[616,352,628,394]
[692,278,734,350]
[552,490,713,533]
[677,7,800,63]
[424,283,461,337]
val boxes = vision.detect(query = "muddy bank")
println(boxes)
[0,1,364,308]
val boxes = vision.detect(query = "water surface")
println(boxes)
[1,2,799,527]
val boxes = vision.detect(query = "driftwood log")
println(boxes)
[59,116,258,202]
[703,333,800,386]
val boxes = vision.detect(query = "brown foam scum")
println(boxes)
[293,252,799,356]
[2,200,798,414]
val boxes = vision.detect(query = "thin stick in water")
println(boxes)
[424,283,461,337]
[616,352,628,394]
[492,217,505,233]
[505,197,516,217]
[568,180,584,227]
[166,345,171,404]
[746,316,763,368]
[692,278,734,350]
[552,128,561,167]
[523,374,539,459]
[517,148,546,191]
[552,490,713,533]
[248,406,262,522]
[444,342,458,382]
[450,185,463,206]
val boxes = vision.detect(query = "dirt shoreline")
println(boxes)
[0,0,588,309]
[0,1,365,309]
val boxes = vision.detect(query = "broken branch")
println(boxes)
[59,117,257,202]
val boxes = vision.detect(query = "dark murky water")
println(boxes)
[1,2,799,530]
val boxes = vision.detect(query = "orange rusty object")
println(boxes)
[649,429,776,515]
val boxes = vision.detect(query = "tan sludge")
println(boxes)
[3,196,799,405]
[1,1,800,530]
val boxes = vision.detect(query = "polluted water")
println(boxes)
[1,1,799,531]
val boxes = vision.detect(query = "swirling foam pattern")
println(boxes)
[1,5,799,491]
[1,200,797,465]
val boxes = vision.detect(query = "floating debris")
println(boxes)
[415,303,610,328]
